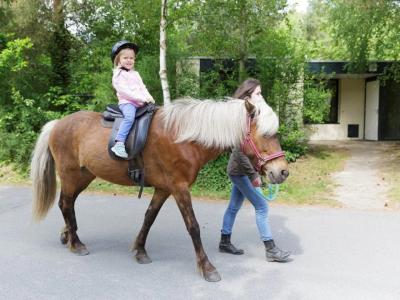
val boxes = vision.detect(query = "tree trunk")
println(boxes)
[238,0,248,83]
[160,0,171,105]
[53,0,62,22]
[51,0,70,91]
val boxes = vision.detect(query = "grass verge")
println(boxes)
[273,145,348,206]
[0,162,28,184]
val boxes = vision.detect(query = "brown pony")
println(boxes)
[30,97,289,282]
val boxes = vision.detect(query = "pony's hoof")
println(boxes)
[204,270,221,282]
[60,232,68,245]
[71,246,90,256]
[135,251,152,264]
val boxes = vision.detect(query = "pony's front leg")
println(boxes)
[173,188,221,282]
[132,188,170,264]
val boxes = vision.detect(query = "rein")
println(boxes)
[241,114,285,171]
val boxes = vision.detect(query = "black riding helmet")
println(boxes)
[111,40,139,64]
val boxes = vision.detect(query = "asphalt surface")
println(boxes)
[1,185,399,300]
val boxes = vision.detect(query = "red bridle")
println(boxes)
[241,114,285,172]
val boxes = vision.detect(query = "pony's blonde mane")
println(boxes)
[253,99,279,136]
[160,97,279,149]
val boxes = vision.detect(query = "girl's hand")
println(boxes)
[146,98,155,104]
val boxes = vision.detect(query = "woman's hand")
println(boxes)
[252,177,262,187]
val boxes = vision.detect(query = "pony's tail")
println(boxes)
[30,120,58,221]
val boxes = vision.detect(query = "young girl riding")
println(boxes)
[110,40,155,158]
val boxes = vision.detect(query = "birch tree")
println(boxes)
[160,0,171,104]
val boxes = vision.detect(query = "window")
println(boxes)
[303,78,339,124]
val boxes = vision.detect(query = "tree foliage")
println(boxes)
[180,0,288,80]
[298,0,400,66]
[327,0,400,71]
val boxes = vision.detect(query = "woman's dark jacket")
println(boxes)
[227,148,260,181]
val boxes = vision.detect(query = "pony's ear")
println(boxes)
[245,98,257,118]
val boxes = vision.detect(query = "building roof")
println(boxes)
[307,61,396,78]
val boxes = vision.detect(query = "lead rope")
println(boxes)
[266,184,280,201]
[255,183,280,201]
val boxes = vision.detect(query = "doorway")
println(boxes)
[365,79,379,140]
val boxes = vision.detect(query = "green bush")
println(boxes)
[0,90,41,170]
[279,123,307,162]
[175,60,201,98]
[303,83,331,124]
[191,154,232,198]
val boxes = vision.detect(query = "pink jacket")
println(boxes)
[112,68,153,107]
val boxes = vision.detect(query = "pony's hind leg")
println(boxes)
[133,188,170,264]
[58,169,95,256]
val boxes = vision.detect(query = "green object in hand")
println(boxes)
[256,184,280,201]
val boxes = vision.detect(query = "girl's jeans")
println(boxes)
[221,175,272,241]
[116,103,137,142]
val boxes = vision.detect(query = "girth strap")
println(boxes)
[128,154,145,199]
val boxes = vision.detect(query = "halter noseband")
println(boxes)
[241,114,285,172]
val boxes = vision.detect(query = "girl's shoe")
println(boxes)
[111,141,128,158]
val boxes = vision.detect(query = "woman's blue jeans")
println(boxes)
[221,175,272,241]
[116,103,137,142]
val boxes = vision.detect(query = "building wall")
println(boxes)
[306,79,365,140]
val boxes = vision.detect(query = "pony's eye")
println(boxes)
[263,133,271,138]
[263,133,279,139]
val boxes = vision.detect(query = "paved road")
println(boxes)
[1,186,400,300]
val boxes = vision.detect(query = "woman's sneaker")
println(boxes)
[111,141,128,158]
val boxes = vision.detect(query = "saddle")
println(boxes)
[102,103,157,197]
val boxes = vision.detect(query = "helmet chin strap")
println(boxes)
[241,114,285,172]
